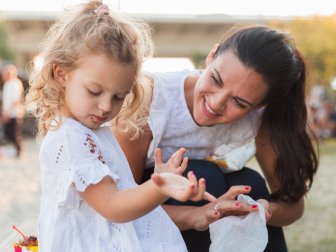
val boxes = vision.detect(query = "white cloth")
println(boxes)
[209,194,268,252]
[146,70,263,172]
[38,118,187,252]
[1,78,24,118]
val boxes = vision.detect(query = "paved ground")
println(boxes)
[0,139,41,251]
[0,138,335,251]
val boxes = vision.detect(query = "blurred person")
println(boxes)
[1,64,24,158]
[115,25,319,252]
[320,101,336,138]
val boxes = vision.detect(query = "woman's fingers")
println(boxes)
[214,199,259,216]
[218,185,251,201]
[203,191,217,202]
[257,199,272,222]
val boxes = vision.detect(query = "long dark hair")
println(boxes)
[216,25,319,202]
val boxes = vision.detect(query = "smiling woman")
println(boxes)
[115,24,319,252]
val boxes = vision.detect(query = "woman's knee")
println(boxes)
[226,168,270,200]
[186,160,227,198]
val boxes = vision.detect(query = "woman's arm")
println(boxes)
[163,185,259,231]
[255,126,304,226]
[114,128,152,183]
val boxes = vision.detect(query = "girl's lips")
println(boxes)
[92,115,108,123]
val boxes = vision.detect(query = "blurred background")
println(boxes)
[0,1,336,251]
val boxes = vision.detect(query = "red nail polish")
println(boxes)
[235,202,241,207]
[245,186,250,191]
[214,211,219,215]
[251,205,258,209]
[191,184,195,189]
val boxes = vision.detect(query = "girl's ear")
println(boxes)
[53,64,68,87]
[205,43,219,66]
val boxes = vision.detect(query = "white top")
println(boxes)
[1,78,24,118]
[38,118,187,252]
[146,70,263,172]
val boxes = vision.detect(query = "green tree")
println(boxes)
[0,21,14,60]
[271,16,336,89]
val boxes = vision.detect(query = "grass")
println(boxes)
[246,139,336,252]
[284,139,336,252]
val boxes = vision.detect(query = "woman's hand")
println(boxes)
[154,148,188,175]
[189,185,259,231]
[257,199,272,222]
[151,171,216,203]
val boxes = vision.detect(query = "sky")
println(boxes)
[1,0,336,16]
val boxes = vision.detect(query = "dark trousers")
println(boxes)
[4,118,23,157]
[143,160,288,252]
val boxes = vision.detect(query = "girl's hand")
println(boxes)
[154,148,188,175]
[189,185,259,231]
[151,171,216,203]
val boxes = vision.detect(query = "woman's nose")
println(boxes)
[211,92,229,111]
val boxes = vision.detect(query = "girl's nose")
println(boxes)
[98,98,112,113]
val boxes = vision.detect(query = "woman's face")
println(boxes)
[192,51,268,126]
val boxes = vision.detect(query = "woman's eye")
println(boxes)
[211,76,221,87]
[234,99,248,109]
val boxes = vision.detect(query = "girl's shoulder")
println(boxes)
[43,118,96,151]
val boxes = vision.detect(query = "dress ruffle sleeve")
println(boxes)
[62,127,120,193]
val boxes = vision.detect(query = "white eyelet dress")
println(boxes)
[37,118,187,252]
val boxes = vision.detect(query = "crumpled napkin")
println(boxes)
[209,194,268,252]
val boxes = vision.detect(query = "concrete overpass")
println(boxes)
[0,11,291,70]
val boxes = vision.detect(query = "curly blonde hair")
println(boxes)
[26,0,153,136]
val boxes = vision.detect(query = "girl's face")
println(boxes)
[192,51,268,126]
[55,53,135,129]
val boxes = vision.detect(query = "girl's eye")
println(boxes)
[87,89,101,96]
[113,95,125,102]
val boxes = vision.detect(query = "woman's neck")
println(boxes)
[184,75,198,115]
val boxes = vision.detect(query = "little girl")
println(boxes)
[25,1,215,251]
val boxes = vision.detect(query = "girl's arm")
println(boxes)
[80,150,215,223]
[255,126,304,226]
[80,176,168,222]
